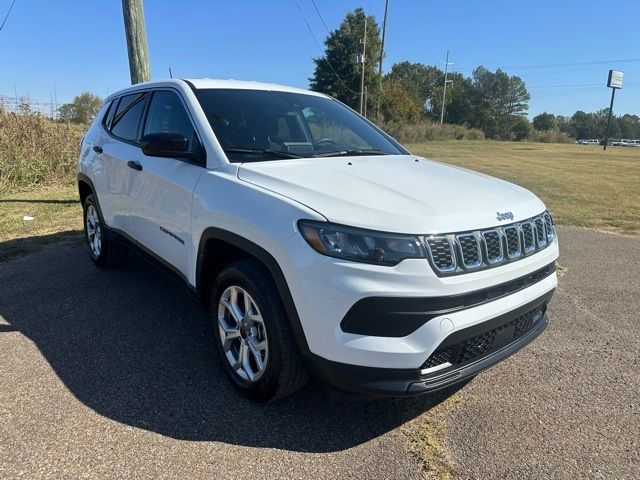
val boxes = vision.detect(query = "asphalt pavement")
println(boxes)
[0,226,638,479]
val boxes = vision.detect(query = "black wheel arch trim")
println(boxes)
[196,227,310,352]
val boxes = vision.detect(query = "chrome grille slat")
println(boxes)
[482,230,504,264]
[534,217,547,248]
[425,236,456,272]
[543,212,555,241]
[520,221,536,254]
[456,233,482,269]
[503,225,521,259]
[423,212,555,276]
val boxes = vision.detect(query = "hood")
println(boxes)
[237,155,546,234]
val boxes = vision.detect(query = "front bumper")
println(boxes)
[275,232,559,369]
[306,289,553,396]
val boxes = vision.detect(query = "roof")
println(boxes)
[104,78,326,102]
[184,78,325,97]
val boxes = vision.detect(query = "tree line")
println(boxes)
[309,8,639,141]
[533,110,640,140]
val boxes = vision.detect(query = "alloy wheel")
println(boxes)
[217,285,269,382]
[85,204,102,257]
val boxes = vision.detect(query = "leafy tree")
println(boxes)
[511,116,530,140]
[58,92,102,124]
[569,111,594,139]
[379,78,421,123]
[309,8,381,111]
[428,72,473,124]
[532,112,557,131]
[618,114,640,138]
[386,62,441,113]
[465,67,530,139]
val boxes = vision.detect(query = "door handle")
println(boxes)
[127,160,143,171]
[92,145,103,154]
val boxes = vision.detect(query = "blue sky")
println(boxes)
[1,0,639,117]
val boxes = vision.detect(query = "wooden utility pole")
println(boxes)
[376,0,389,123]
[359,17,367,115]
[122,0,151,85]
[439,50,453,125]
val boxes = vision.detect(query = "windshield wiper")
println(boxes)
[312,148,389,158]
[223,148,305,159]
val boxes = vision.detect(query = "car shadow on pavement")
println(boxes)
[0,233,464,453]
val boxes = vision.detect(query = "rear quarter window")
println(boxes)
[110,92,147,143]
[103,99,117,130]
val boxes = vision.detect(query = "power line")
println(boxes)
[529,81,640,89]
[310,0,331,34]
[292,0,360,95]
[0,0,17,32]
[457,57,640,72]
[455,25,640,55]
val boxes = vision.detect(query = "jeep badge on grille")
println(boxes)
[496,211,514,221]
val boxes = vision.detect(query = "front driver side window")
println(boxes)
[143,91,201,153]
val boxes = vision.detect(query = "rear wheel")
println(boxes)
[83,194,127,268]
[210,260,307,402]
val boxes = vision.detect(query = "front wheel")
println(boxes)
[82,194,127,268]
[210,260,307,402]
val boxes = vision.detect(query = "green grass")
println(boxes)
[408,141,640,236]
[0,185,82,260]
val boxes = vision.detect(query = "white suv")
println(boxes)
[77,79,558,402]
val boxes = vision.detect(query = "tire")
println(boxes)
[210,259,308,402]
[82,194,128,268]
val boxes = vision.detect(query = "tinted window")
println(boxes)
[103,99,117,130]
[111,92,147,143]
[194,89,407,162]
[143,91,200,152]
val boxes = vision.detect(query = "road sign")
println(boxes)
[607,70,623,89]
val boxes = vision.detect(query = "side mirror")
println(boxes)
[141,131,190,158]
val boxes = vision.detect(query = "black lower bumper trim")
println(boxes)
[305,289,553,397]
[340,262,556,337]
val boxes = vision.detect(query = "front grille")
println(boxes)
[421,347,453,370]
[457,233,482,268]
[420,304,546,373]
[534,217,547,247]
[426,236,456,272]
[423,212,556,276]
[521,222,535,253]
[503,226,521,258]
[482,230,503,264]
[543,213,555,241]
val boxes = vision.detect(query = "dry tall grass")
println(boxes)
[0,113,85,192]
[381,120,486,143]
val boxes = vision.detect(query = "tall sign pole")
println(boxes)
[122,0,151,85]
[603,69,623,151]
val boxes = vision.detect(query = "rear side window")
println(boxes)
[103,99,117,130]
[110,92,147,143]
[143,90,200,152]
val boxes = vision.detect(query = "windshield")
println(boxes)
[193,88,408,162]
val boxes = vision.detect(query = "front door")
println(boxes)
[125,89,205,278]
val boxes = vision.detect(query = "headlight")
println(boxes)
[298,220,425,266]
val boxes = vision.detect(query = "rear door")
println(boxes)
[125,89,205,278]
[98,92,148,232]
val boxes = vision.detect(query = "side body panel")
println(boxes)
[188,165,326,287]
[125,153,204,276]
